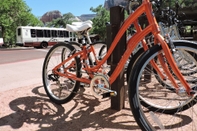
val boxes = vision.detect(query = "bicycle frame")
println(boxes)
[53,0,191,94]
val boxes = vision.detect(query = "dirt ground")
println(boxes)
[0,83,141,131]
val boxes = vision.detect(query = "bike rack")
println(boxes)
[106,6,126,111]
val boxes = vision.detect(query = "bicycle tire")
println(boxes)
[69,41,106,66]
[42,42,81,104]
[152,40,197,87]
[126,48,144,82]
[128,42,197,130]
[98,42,145,80]
[98,44,107,60]
[90,42,106,65]
[126,41,197,84]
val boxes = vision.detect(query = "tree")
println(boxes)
[90,5,110,41]
[0,0,42,45]
[45,13,76,28]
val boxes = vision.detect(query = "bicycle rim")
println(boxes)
[129,43,197,130]
[42,43,81,104]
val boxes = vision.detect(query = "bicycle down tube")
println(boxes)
[53,0,191,95]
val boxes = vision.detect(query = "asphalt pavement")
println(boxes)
[0,57,44,92]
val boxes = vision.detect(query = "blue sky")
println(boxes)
[24,0,105,17]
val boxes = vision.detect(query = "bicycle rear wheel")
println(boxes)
[69,41,106,66]
[42,42,81,104]
[128,42,197,130]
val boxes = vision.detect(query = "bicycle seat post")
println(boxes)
[75,29,92,46]
[76,31,86,45]
[84,30,92,45]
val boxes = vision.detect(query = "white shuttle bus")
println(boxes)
[16,26,74,48]
[0,28,3,46]
[0,38,3,47]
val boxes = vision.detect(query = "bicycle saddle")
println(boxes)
[66,20,93,32]
[72,20,93,26]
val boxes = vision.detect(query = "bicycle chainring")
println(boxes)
[90,74,110,98]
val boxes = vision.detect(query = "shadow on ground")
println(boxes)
[0,85,140,131]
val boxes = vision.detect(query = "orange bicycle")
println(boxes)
[42,0,197,130]
[66,20,107,69]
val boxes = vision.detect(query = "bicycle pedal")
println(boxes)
[101,91,117,99]
[190,90,196,95]
[192,86,197,91]
[80,84,85,88]
[80,82,89,88]
[48,74,58,81]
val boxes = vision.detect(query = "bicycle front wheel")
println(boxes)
[42,42,81,104]
[128,42,197,130]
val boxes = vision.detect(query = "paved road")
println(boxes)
[0,47,49,92]
[0,47,49,64]
[0,45,103,92]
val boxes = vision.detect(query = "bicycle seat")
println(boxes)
[66,21,92,32]
[72,20,93,26]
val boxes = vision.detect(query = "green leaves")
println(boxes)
[45,13,75,28]
[90,5,110,41]
[0,0,42,44]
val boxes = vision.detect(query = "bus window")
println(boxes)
[37,30,43,37]
[52,30,57,37]
[70,32,72,37]
[59,31,63,37]
[64,31,69,37]
[18,28,21,36]
[57,30,60,37]
[44,30,51,37]
[31,29,36,37]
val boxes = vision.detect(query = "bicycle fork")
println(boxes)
[156,34,194,96]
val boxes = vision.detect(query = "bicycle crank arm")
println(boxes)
[101,91,117,99]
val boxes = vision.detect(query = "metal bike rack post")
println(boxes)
[107,6,126,111]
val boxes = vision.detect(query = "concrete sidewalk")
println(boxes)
[0,58,44,92]
[0,57,140,131]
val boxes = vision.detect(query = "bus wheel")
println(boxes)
[40,42,48,48]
